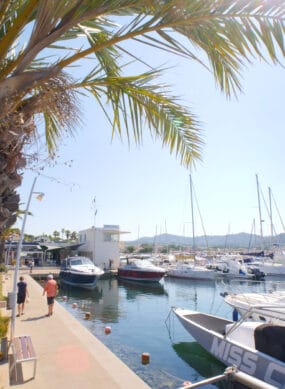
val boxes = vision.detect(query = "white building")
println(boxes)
[78,225,128,269]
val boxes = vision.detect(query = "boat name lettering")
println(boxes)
[264,362,285,388]
[210,338,257,375]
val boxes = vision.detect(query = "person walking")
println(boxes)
[29,259,34,274]
[17,276,29,316]
[42,274,58,317]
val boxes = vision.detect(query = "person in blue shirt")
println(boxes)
[17,276,29,316]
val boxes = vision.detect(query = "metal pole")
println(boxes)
[10,176,38,339]
[92,197,97,263]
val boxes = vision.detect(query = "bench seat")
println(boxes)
[10,335,37,380]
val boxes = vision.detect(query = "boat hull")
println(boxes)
[173,308,285,388]
[59,270,99,289]
[167,267,216,280]
[117,268,165,282]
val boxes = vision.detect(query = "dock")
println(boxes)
[0,267,150,388]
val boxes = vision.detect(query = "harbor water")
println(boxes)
[57,276,280,389]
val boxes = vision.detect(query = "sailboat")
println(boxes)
[167,174,217,280]
[243,175,285,276]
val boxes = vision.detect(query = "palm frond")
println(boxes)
[74,70,203,167]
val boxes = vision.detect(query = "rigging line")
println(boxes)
[192,180,209,249]
[248,219,255,250]
[260,186,278,237]
[260,186,280,245]
[272,192,285,234]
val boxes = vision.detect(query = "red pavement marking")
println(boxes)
[55,345,90,373]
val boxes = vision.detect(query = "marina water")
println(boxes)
[57,276,278,389]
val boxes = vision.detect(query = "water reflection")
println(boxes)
[173,342,226,387]
[118,279,168,299]
[58,278,121,323]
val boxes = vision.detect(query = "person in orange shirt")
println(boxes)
[42,274,58,317]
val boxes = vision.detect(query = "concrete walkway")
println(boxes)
[0,269,150,388]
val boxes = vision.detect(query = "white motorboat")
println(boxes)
[173,307,285,388]
[118,259,166,282]
[59,256,104,289]
[214,255,265,280]
[167,263,217,280]
[224,290,285,324]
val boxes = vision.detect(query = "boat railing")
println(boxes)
[225,304,285,339]
[179,365,277,389]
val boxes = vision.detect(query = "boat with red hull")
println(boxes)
[118,259,166,282]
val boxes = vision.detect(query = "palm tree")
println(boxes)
[0,0,284,245]
[65,230,71,241]
[52,230,60,240]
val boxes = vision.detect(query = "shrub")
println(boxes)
[0,316,9,338]
[0,264,7,273]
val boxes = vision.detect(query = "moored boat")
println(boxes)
[118,259,166,282]
[59,256,104,289]
[172,307,285,388]
[224,290,285,324]
[167,263,217,280]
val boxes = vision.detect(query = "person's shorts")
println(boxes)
[17,294,25,304]
[47,296,55,305]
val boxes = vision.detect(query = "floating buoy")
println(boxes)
[104,326,111,334]
[72,303,77,309]
[85,312,91,320]
[62,296,68,301]
[141,352,150,365]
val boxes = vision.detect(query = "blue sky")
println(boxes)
[14,39,285,242]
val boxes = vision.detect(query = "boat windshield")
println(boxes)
[70,257,93,266]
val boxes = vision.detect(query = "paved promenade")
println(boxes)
[0,268,150,388]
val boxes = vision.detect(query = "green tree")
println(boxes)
[52,230,60,240]
[0,0,284,242]
[126,245,135,254]
[65,230,71,241]
[70,231,78,241]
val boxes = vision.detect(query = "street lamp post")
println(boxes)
[10,175,44,339]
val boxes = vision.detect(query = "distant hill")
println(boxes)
[124,232,285,249]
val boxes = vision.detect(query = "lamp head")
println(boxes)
[35,193,44,201]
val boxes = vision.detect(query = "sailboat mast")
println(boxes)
[255,174,264,249]
[269,187,274,248]
[189,173,195,250]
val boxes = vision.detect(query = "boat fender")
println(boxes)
[232,308,239,322]
[141,352,150,364]
[85,312,91,320]
[104,326,111,334]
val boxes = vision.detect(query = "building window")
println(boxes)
[104,233,119,242]
[79,234,86,243]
